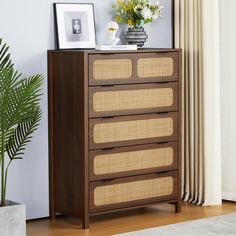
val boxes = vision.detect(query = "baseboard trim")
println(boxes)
[222,192,236,202]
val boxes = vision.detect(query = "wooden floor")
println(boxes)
[27,201,236,236]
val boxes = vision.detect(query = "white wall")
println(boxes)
[0,0,173,219]
[220,0,236,201]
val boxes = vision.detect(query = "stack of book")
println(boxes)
[96,44,137,51]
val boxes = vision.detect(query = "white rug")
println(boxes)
[114,213,236,236]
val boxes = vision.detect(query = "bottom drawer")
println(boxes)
[90,172,178,213]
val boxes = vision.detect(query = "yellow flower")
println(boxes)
[122,4,128,11]
[127,19,133,26]
[115,16,122,23]
[127,0,133,11]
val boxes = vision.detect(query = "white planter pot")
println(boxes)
[0,201,26,236]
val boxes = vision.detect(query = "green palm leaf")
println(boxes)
[0,38,43,206]
[0,38,13,68]
[0,68,43,130]
[6,107,42,160]
[0,128,15,153]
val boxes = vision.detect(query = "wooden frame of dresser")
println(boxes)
[48,49,182,229]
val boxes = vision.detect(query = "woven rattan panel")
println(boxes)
[93,59,132,80]
[93,117,174,144]
[94,177,174,206]
[93,88,173,112]
[93,147,174,175]
[137,58,174,78]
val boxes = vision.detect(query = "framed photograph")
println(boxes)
[54,3,96,49]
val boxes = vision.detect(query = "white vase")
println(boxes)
[0,201,26,236]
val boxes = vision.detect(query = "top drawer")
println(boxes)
[89,52,179,86]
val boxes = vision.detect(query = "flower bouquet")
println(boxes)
[113,0,163,28]
[113,0,164,47]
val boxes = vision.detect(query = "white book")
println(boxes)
[96,44,137,51]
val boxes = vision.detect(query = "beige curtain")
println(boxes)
[175,0,222,205]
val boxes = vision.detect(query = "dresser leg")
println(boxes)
[82,216,89,229]
[49,203,56,219]
[175,201,181,213]
[50,210,56,219]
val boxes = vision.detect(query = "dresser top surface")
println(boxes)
[48,48,181,55]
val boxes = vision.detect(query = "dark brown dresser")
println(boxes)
[48,49,182,229]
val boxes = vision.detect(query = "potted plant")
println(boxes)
[0,38,43,236]
[113,0,164,47]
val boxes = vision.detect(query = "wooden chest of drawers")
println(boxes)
[48,49,182,229]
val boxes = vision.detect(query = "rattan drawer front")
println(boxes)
[89,52,179,85]
[136,52,179,81]
[90,172,178,212]
[89,113,178,149]
[137,58,173,77]
[89,83,178,117]
[92,59,132,80]
[89,142,178,181]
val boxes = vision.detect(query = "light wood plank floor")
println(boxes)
[27,201,236,236]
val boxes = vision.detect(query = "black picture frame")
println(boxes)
[54,3,97,50]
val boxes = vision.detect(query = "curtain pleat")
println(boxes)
[201,0,221,206]
[174,0,221,205]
